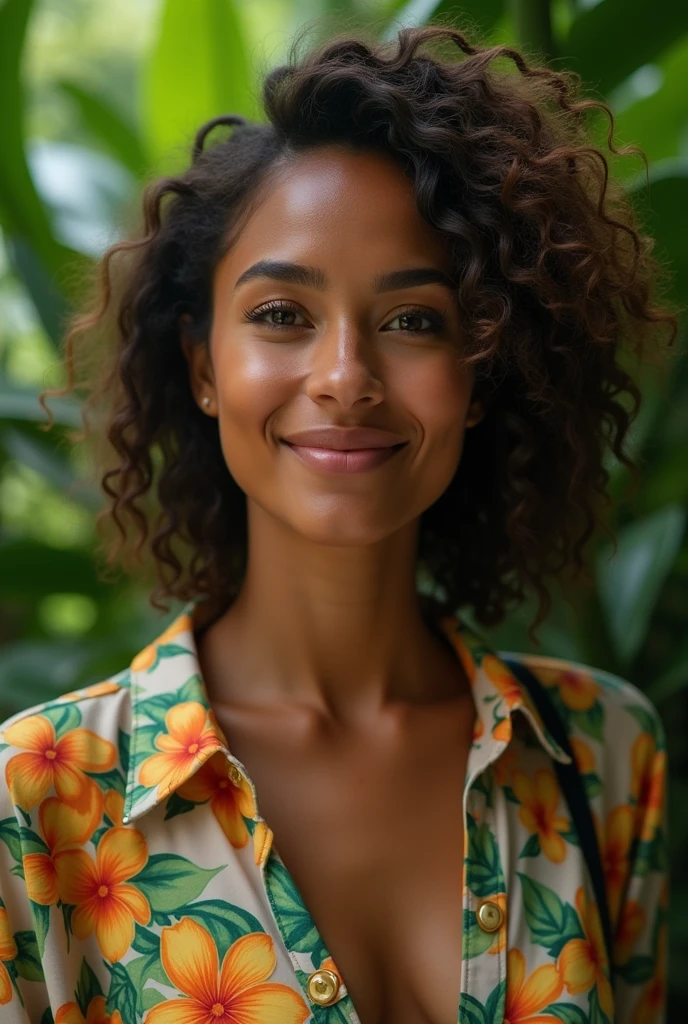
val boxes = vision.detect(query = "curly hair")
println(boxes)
[55,22,678,641]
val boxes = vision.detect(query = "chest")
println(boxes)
[213,702,474,1024]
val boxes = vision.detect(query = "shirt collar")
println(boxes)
[123,599,570,824]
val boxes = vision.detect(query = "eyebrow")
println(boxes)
[233,260,458,295]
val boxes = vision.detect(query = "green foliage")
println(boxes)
[1,0,687,1014]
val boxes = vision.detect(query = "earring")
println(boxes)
[202,396,211,410]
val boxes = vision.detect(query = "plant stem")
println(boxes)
[509,0,555,59]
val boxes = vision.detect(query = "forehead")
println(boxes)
[221,145,452,276]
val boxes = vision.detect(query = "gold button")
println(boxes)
[227,762,244,787]
[477,900,503,933]
[307,968,340,1006]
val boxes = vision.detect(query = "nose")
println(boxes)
[304,320,385,410]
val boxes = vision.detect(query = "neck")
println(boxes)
[196,501,467,723]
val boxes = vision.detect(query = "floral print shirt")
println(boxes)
[0,600,667,1024]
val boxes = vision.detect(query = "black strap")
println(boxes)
[500,655,615,976]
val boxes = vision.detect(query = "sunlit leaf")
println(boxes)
[383,0,502,39]
[57,80,149,179]
[142,0,261,172]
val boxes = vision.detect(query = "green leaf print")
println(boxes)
[41,703,81,739]
[172,899,264,961]
[462,909,495,958]
[0,817,22,864]
[131,924,160,955]
[135,693,178,727]
[519,833,541,858]
[40,1008,54,1024]
[517,874,584,956]
[142,988,167,1010]
[570,701,604,742]
[126,950,168,1017]
[106,962,138,1022]
[86,767,125,795]
[465,814,504,897]
[178,674,205,703]
[265,856,329,961]
[132,853,223,913]
[484,977,506,1020]
[458,992,488,1024]
[118,728,130,775]
[19,826,50,856]
[29,901,50,959]
[616,954,655,984]
[13,930,44,982]
[75,958,104,1018]
[624,703,660,739]
[545,1004,590,1024]
[583,773,603,800]
[164,792,198,820]
[588,985,612,1024]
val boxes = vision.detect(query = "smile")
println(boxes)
[281,442,407,474]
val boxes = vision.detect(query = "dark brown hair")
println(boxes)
[54,22,678,640]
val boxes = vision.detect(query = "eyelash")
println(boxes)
[241,300,447,336]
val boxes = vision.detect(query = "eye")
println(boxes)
[383,307,446,335]
[242,301,309,329]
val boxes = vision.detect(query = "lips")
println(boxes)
[280,426,407,450]
[281,439,407,474]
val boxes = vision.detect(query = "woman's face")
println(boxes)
[185,145,483,546]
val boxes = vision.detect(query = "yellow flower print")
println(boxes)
[601,805,634,925]
[512,769,569,863]
[484,655,522,709]
[131,614,191,673]
[630,732,666,843]
[558,886,613,1019]
[534,665,599,711]
[177,751,256,847]
[614,900,646,966]
[144,917,311,1024]
[504,948,563,1022]
[138,701,220,799]
[55,995,123,1024]
[3,715,116,811]
[54,826,150,962]
[0,906,17,1005]
[25,786,103,906]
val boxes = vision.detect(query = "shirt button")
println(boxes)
[227,762,244,787]
[477,900,504,933]
[307,968,340,1006]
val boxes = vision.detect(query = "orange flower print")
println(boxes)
[484,655,522,709]
[0,906,17,1005]
[538,665,599,711]
[25,786,103,906]
[614,900,646,966]
[145,917,311,1024]
[569,736,596,775]
[253,820,273,868]
[630,733,666,843]
[55,996,123,1024]
[558,886,613,1019]
[512,769,570,863]
[177,752,256,847]
[505,948,563,1022]
[138,701,220,799]
[104,789,125,827]
[60,680,122,703]
[131,614,191,673]
[54,826,150,962]
[3,715,116,811]
[601,805,634,925]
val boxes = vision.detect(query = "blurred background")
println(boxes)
[0,0,686,1014]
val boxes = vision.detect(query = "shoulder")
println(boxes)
[0,668,132,820]
[517,652,666,812]
[520,652,665,746]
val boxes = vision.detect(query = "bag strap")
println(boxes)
[500,655,615,975]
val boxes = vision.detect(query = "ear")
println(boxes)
[465,398,486,429]
[180,315,217,417]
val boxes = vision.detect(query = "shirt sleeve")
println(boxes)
[0,736,51,1023]
[611,700,669,1024]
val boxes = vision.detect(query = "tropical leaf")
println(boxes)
[131,853,224,912]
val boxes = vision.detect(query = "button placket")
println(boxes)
[307,968,341,1006]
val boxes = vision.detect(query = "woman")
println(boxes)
[0,23,673,1024]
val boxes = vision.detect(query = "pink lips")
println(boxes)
[282,442,405,473]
